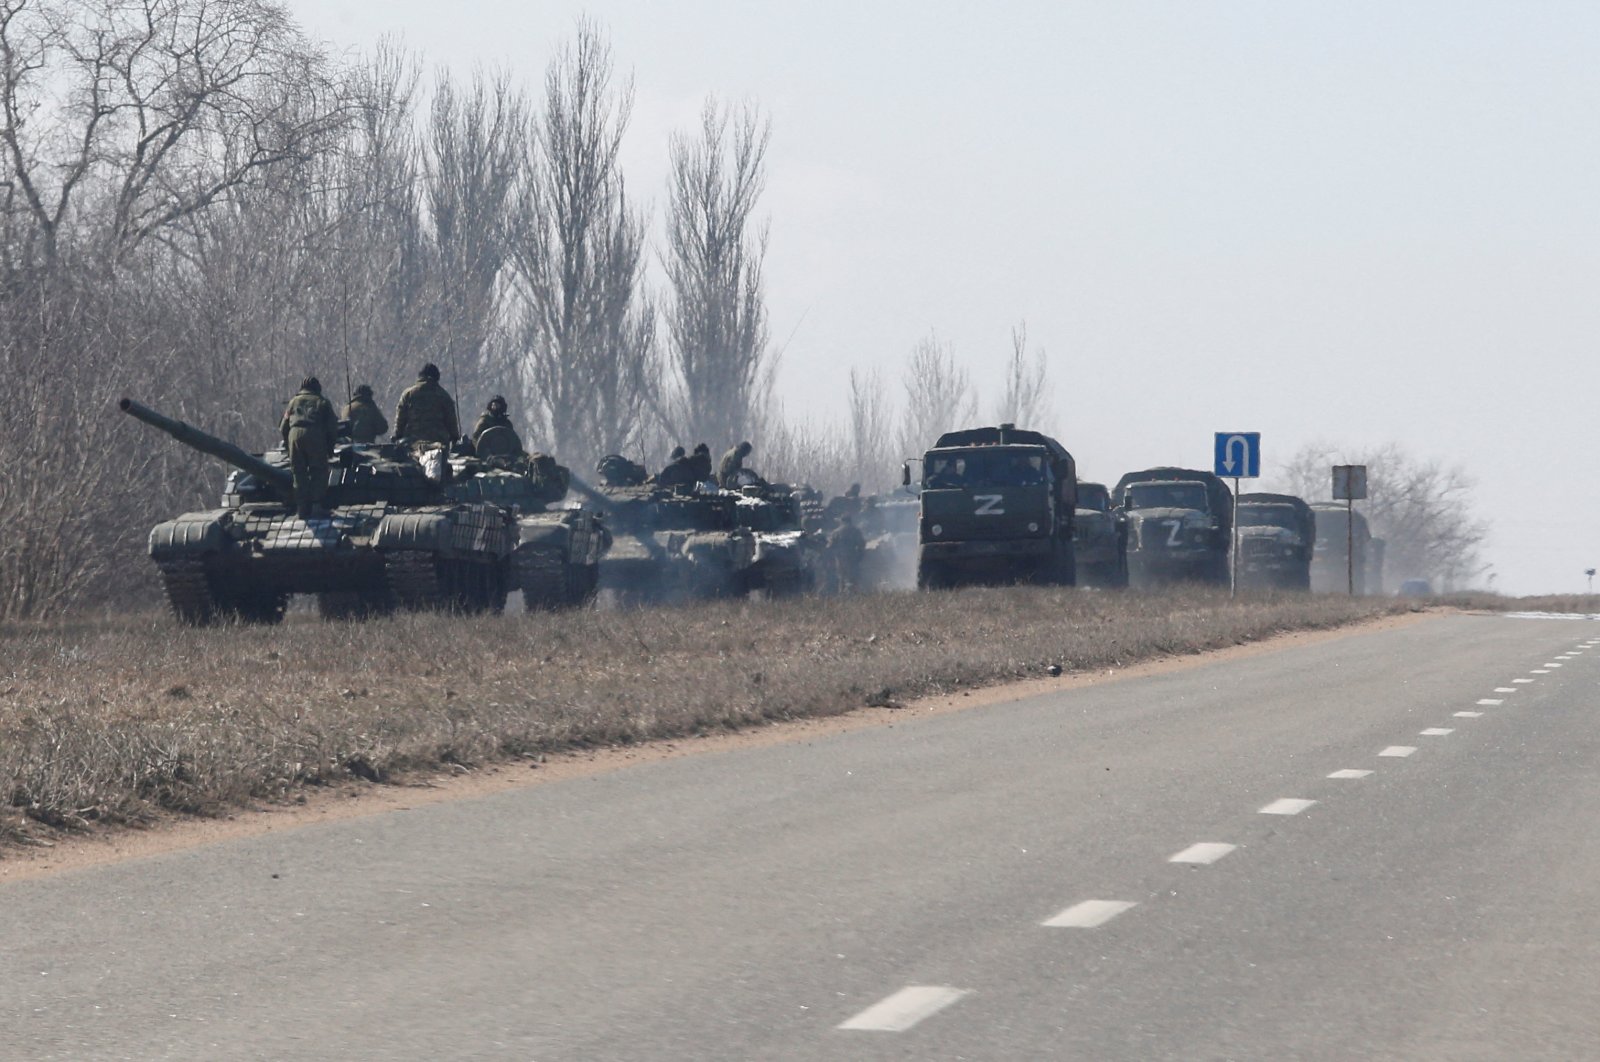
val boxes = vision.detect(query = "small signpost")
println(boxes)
[1214,433,1261,597]
[1332,465,1368,595]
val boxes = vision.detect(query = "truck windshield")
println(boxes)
[1077,484,1110,512]
[1239,505,1299,531]
[925,450,1047,489]
[1128,483,1209,511]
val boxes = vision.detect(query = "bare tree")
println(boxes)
[662,97,772,450]
[510,22,656,463]
[1277,442,1490,590]
[992,321,1051,429]
[897,332,976,461]
[847,367,894,490]
[0,0,352,272]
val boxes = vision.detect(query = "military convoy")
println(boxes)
[125,391,1402,623]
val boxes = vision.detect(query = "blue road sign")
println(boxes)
[1214,432,1261,479]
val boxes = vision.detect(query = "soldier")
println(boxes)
[719,440,753,488]
[655,446,695,489]
[392,363,459,445]
[342,384,387,444]
[687,443,713,485]
[279,376,339,519]
[471,395,523,457]
[828,513,867,592]
[529,451,572,498]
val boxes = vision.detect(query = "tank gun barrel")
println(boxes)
[119,398,294,499]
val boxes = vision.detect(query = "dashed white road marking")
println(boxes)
[1513,678,1535,683]
[1494,688,1518,693]
[1260,798,1316,815]
[1043,900,1138,928]
[1169,842,1236,865]
[839,986,970,1032]
[1328,769,1373,779]
[1420,728,1455,736]
[1477,699,1504,706]
[1544,663,1564,668]
[1380,746,1417,757]
[1454,711,1484,718]
[1532,670,1551,675]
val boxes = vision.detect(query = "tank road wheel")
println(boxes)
[157,557,220,626]
[385,551,447,611]
[229,590,288,625]
[516,549,567,612]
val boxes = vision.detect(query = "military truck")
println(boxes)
[587,469,758,603]
[121,399,516,624]
[1235,492,1315,590]
[910,424,1078,589]
[1073,481,1127,587]
[1311,502,1372,594]
[447,449,610,611]
[1113,468,1232,588]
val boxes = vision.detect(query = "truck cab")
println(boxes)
[1114,468,1232,588]
[912,424,1077,589]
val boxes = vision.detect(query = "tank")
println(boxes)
[121,399,516,624]
[447,452,611,611]
[585,462,757,603]
[727,482,825,597]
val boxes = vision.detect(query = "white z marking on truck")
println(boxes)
[1164,520,1183,547]
[974,494,1005,515]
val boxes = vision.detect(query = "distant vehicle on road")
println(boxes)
[1113,468,1232,588]
[1310,502,1372,594]
[1398,578,1433,598]
[911,423,1078,589]
[1236,492,1315,590]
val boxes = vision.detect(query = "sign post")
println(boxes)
[1332,465,1368,595]
[1214,433,1261,597]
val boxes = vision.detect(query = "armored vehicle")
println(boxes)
[1311,502,1372,594]
[1235,492,1315,590]
[729,483,824,597]
[122,399,515,624]
[1073,481,1127,587]
[1113,468,1232,588]
[587,463,757,603]
[911,424,1077,589]
[447,449,610,610]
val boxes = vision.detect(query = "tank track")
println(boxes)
[385,550,446,611]
[157,557,218,625]
[386,550,506,614]
[516,547,594,611]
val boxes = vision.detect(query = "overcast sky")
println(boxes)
[290,1,1600,595]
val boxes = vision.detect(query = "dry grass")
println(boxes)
[1429,592,1600,614]
[0,588,1406,846]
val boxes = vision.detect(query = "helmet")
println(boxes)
[488,395,507,413]
[353,383,373,399]
[693,443,710,456]
[737,441,752,456]
[668,446,686,461]
[300,376,322,395]
[419,363,441,381]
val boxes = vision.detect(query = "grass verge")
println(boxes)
[1,587,1406,848]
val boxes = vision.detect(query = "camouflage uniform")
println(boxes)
[655,454,696,489]
[471,410,515,444]
[279,385,339,518]
[343,393,388,444]
[393,378,459,444]
[686,444,713,485]
[828,517,867,592]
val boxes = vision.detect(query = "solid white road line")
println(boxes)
[1327,769,1373,779]
[1477,699,1504,706]
[1042,900,1138,928]
[1169,842,1236,865]
[838,986,970,1032]
[1260,798,1317,815]
[1454,711,1484,718]
[1380,746,1418,757]
[1420,728,1455,736]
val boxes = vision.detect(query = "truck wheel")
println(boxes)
[917,559,947,590]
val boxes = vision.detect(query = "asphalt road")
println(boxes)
[6,612,1600,1061]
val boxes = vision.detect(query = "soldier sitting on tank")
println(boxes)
[470,395,524,458]
[342,384,388,444]
[279,376,340,520]
[528,451,572,500]
[392,363,459,446]
[686,442,713,485]
[654,446,698,489]
[596,454,649,487]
